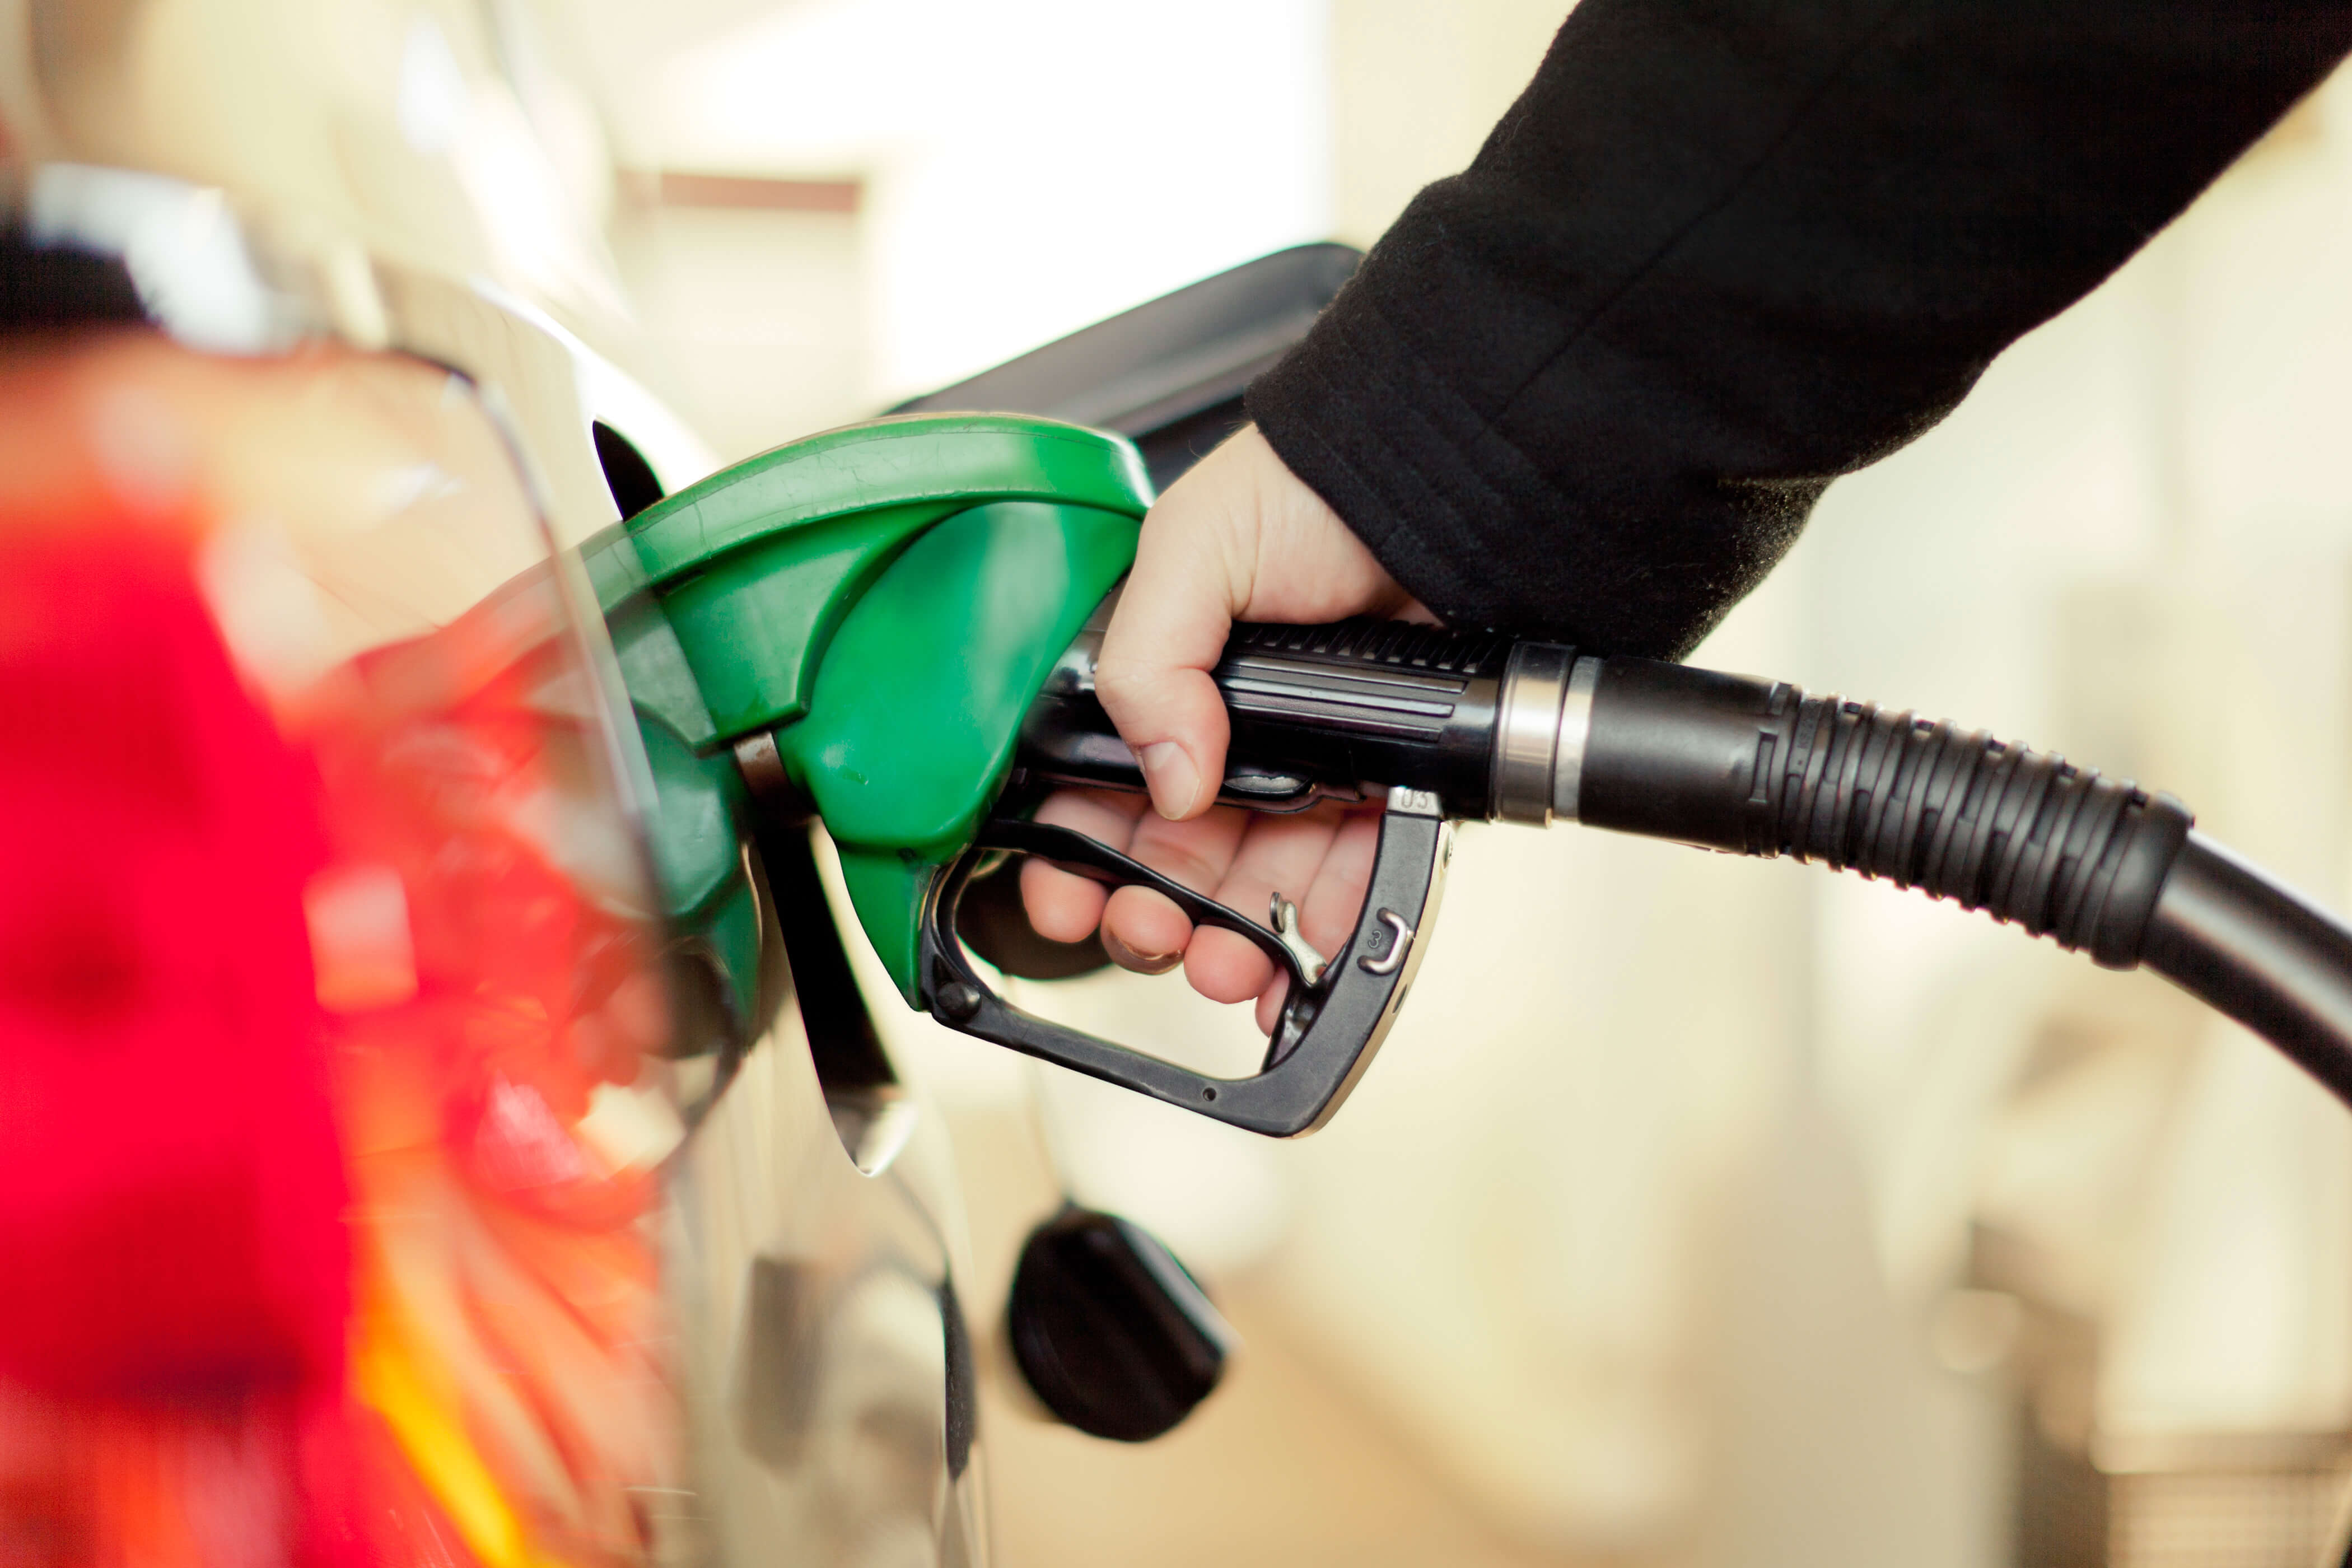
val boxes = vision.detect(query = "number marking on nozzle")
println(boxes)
[1358,909,1416,975]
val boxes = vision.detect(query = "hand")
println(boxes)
[1018,426,1425,1032]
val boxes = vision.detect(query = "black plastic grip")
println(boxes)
[1017,615,1509,815]
[1576,657,2195,969]
[1213,620,1509,813]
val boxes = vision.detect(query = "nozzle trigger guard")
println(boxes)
[917,787,1452,1137]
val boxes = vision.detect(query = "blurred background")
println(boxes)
[391,2,2352,1563]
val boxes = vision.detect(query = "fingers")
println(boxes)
[1094,458,1250,821]
[1300,810,1382,958]
[1254,973,1287,1039]
[1019,792,1258,977]
[1100,806,1250,968]
[1254,808,1380,1035]
[1184,805,1347,1005]
[1019,790,1148,943]
[1016,793,1385,1040]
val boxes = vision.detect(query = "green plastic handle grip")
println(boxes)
[582,414,1150,1004]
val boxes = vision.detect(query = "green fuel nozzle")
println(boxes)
[582,413,1146,1002]
[587,413,2352,1142]
[584,413,1458,1135]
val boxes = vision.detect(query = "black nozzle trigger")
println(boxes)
[917,787,1452,1137]
[965,815,1323,995]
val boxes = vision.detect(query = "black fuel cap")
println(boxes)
[1005,1205,1234,1441]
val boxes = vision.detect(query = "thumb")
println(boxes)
[1094,473,1251,821]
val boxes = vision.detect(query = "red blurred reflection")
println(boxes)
[0,342,678,1568]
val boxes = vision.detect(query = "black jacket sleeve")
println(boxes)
[1246,0,2352,659]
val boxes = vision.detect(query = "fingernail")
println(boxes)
[1139,741,1199,818]
[1102,928,1182,976]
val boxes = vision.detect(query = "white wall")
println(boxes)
[605,0,1331,406]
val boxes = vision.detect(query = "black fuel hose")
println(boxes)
[1016,617,2352,1113]
[1570,658,2194,968]
[1567,655,2352,1113]
[2143,834,2352,1107]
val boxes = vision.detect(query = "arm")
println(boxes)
[1249,0,2352,659]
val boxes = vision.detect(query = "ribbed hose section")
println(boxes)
[1574,657,2197,970]
[1770,693,2193,965]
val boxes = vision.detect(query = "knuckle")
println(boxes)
[1091,660,1148,708]
[1150,844,1224,893]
